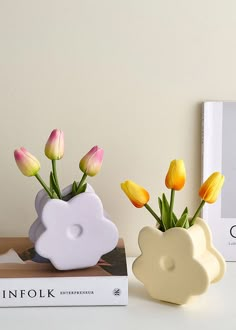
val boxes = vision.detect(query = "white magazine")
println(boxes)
[0,238,128,307]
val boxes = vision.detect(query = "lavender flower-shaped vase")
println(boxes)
[29,184,119,270]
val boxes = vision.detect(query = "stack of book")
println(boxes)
[0,238,128,307]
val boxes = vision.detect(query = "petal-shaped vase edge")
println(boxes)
[189,217,226,283]
[132,217,226,305]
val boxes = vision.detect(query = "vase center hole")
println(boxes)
[67,224,83,239]
[160,256,175,271]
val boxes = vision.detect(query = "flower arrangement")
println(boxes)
[14,129,104,200]
[13,129,119,271]
[121,159,224,231]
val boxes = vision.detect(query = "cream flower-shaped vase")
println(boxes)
[133,218,226,305]
[29,184,119,270]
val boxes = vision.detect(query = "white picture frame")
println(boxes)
[202,101,236,261]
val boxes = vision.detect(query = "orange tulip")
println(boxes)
[199,172,224,204]
[165,160,186,191]
[121,180,150,208]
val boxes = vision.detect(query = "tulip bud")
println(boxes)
[121,180,150,208]
[45,129,64,160]
[14,147,40,177]
[199,172,225,204]
[165,159,186,191]
[79,146,104,177]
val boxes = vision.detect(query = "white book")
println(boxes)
[202,101,236,261]
[0,238,128,307]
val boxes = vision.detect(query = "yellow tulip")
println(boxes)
[199,172,225,204]
[165,160,186,190]
[121,180,150,208]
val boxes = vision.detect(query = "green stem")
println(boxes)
[169,189,175,227]
[52,160,62,199]
[35,173,53,199]
[190,200,205,226]
[145,204,162,225]
[77,172,87,192]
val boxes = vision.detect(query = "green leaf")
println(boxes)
[181,207,188,217]
[180,207,190,228]
[72,181,78,195]
[184,218,190,229]
[161,193,170,230]
[158,197,162,216]
[75,183,87,195]
[52,191,59,199]
[79,183,87,194]
[162,193,170,209]
[50,172,60,198]
[172,212,178,226]
[176,212,188,228]
[49,173,54,193]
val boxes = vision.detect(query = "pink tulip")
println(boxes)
[14,147,40,177]
[45,129,64,160]
[79,146,104,176]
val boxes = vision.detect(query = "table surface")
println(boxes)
[0,258,236,330]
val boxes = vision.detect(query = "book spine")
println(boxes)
[0,276,128,307]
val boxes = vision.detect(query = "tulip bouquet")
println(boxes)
[13,129,120,271]
[14,129,104,200]
[121,160,224,231]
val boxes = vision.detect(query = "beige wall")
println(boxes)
[0,0,236,256]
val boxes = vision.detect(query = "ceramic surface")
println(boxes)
[132,218,226,305]
[29,184,119,270]
[29,184,94,243]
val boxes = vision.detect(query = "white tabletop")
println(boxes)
[0,258,235,330]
